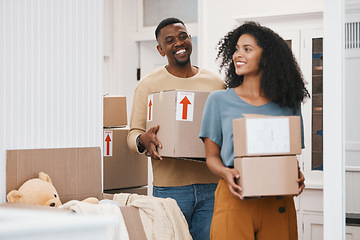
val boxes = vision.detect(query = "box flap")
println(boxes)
[120,206,147,240]
[6,147,102,203]
[241,114,269,118]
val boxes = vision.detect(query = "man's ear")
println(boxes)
[157,45,165,57]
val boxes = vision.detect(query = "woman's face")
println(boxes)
[232,34,263,77]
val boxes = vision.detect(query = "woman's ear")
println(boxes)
[157,45,166,57]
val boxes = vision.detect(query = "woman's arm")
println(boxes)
[204,137,243,199]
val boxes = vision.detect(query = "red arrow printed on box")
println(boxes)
[148,99,152,121]
[105,134,111,156]
[180,96,191,120]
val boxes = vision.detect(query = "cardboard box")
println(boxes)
[6,147,103,203]
[234,156,299,198]
[5,147,147,240]
[103,95,127,127]
[146,90,209,159]
[104,186,148,196]
[103,128,148,190]
[233,115,301,157]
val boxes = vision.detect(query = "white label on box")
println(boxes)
[176,92,194,121]
[246,118,290,154]
[147,94,153,122]
[103,131,113,156]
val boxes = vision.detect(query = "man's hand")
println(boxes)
[140,125,163,160]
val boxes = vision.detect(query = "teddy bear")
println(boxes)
[6,172,98,207]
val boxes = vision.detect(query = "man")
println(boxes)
[127,17,224,240]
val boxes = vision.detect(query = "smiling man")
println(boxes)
[127,18,225,240]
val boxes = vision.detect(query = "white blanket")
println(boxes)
[60,200,129,240]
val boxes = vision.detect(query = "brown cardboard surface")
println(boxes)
[146,90,210,158]
[103,95,127,127]
[103,128,148,190]
[234,156,299,198]
[120,205,147,240]
[233,115,301,157]
[5,148,147,239]
[104,186,148,196]
[6,147,102,204]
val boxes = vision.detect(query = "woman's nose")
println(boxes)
[234,51,242,58]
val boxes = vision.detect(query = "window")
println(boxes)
[143,0,197,27]
[312,38,323,171]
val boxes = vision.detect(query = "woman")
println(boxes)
[199,21,309,240]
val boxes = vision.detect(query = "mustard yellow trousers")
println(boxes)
[210,179,298,240]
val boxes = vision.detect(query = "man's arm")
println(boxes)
[127,85,149,153]
[127,84,163,159]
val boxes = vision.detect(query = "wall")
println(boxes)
[198,0,323,73]
[106,0,324,196]
[103,0,138,123]
[0,0,103,203]
[344,8,360,213]
[110,0,323,119]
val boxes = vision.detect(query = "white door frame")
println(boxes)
[323,0,346,239]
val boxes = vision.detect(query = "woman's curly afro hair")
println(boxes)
[216,21,310,110]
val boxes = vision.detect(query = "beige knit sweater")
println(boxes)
[127,66,225,187]
[114,193,192,240]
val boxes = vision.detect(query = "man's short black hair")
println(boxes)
[155,17,186,41]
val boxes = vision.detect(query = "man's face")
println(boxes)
[157,23,192,66]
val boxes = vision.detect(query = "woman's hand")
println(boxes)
[223,168,243,200]
[297,167,305,195]
[204,137,243,200]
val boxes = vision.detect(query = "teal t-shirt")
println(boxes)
[199,88,304,167]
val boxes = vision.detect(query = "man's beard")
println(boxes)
[174,55,190,66]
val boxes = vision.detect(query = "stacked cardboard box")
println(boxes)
[145,90,210,161]
[233,115,301,198]
[103,95,148,195]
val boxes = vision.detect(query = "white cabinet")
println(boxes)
[346,226,360,240]
[297,188,323,239]
[303,213,323,240]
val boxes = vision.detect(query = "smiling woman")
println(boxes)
[200,21,308,239]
